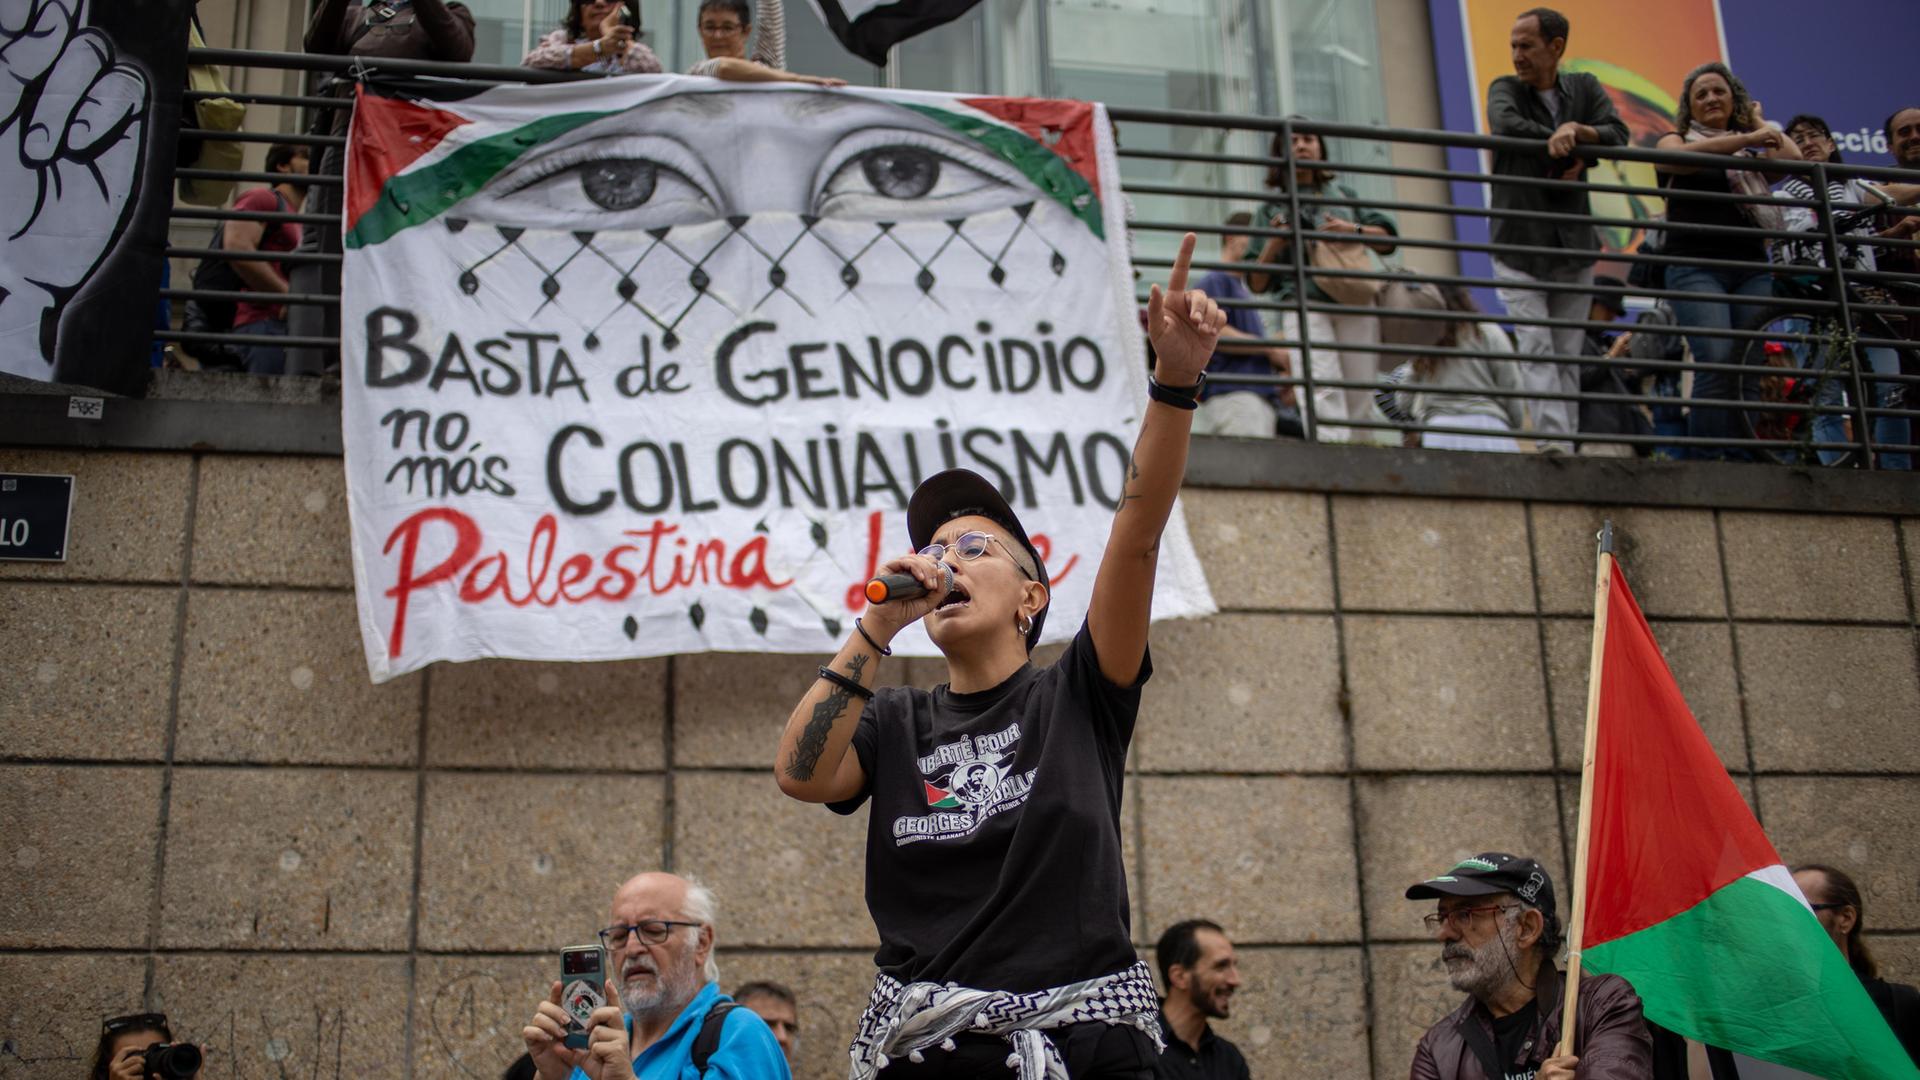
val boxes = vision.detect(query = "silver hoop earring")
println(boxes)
[1017,613,1033,636]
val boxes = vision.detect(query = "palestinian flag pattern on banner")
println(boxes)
[1579,563,1918,1078]
[337,76,1214,682]
[806,0,983,67]
[343,83,1107,250]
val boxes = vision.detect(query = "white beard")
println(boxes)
[1442,920,1523,999]
[618,956,702,1021]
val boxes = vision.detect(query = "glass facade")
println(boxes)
[451,0,1391,260]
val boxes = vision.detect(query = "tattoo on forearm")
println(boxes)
[786,654,868,782]
[1116,458,1142,514]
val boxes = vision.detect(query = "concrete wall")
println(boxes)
[2,447,1917,1080]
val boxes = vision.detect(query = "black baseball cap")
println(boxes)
[1405,852,1557,918]
[906,468,1050,650]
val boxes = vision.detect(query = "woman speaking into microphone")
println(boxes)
[773,234,1225,1079]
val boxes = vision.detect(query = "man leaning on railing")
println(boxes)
[1878,106,1920,278]
[1484,6,1628,454]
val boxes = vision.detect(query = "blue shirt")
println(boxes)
[568,982,790,1080]
[1194,270,1280,407]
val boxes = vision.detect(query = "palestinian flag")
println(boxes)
[807,0,983,66]
[923,780,959,809]
[1575,563,1917,1078]
[342,82,1105,250]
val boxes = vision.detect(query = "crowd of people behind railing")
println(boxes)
[1180,8,1920,468]
[168,0,1920,468]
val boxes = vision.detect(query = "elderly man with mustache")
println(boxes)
[1407,853,1651,1080]
[521,872,790,1079]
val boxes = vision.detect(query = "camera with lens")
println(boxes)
[141,1041,204,1079]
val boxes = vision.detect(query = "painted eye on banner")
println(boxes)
[465,136,721,229]
[814,130,1031,221]
[860,147,939,199]
[580,159,658,210]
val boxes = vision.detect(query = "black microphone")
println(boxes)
[865,562,952,604]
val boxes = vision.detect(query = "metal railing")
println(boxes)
[158,48,1920,470]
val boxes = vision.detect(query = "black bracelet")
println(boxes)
[817,665,874,701]
[854,617,892,656]
[1148,372,1205,410]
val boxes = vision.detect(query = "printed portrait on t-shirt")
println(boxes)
[900,723,1036,844]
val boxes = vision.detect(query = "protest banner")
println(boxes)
[341,76,1215,682]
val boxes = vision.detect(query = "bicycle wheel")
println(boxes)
[1732,308,1853,467]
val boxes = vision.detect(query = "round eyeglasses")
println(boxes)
[918,531,1036,582]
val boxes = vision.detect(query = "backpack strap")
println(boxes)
[690,1000,739,1074]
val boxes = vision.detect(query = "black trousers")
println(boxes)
[876,1023,1157,1079]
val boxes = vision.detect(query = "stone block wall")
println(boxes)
[1,449,1916,1079]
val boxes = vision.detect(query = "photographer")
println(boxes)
[89,1014,201,1080]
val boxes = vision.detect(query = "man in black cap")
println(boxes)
[1407,852,1652,1080]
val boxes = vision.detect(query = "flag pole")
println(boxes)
[1557,519,1614,1058]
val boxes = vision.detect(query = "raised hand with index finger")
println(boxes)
[1145,232,1228,392]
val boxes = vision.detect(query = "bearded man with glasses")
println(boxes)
[1407,852,1651,1080]
[519,872,789,1079]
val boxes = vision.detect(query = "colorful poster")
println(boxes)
[1430,0,1915,289]
[1430,0,1729,290]
[339,77,1214,682]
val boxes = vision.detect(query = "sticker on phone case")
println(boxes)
[562,979,604,1032]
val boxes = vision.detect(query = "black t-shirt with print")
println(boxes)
[828,621,1148,993]
[1491,1000,1540,1080]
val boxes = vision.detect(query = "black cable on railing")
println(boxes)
[167,246,343,266]
[172,207,339,228]
[178,127,349,149]
[188,46,596,85]
[175,166,344,188]
[184,89,350,110]
[161,288,340,308]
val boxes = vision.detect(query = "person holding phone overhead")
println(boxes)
[773,235,1226,1078]
[523,0,661,74]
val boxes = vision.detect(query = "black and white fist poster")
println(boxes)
[0,0,189,396]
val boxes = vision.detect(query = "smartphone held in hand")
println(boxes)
[560,944,610,1050]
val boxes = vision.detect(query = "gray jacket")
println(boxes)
[1396,327,1527,429]
[1485,71,1629,275]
